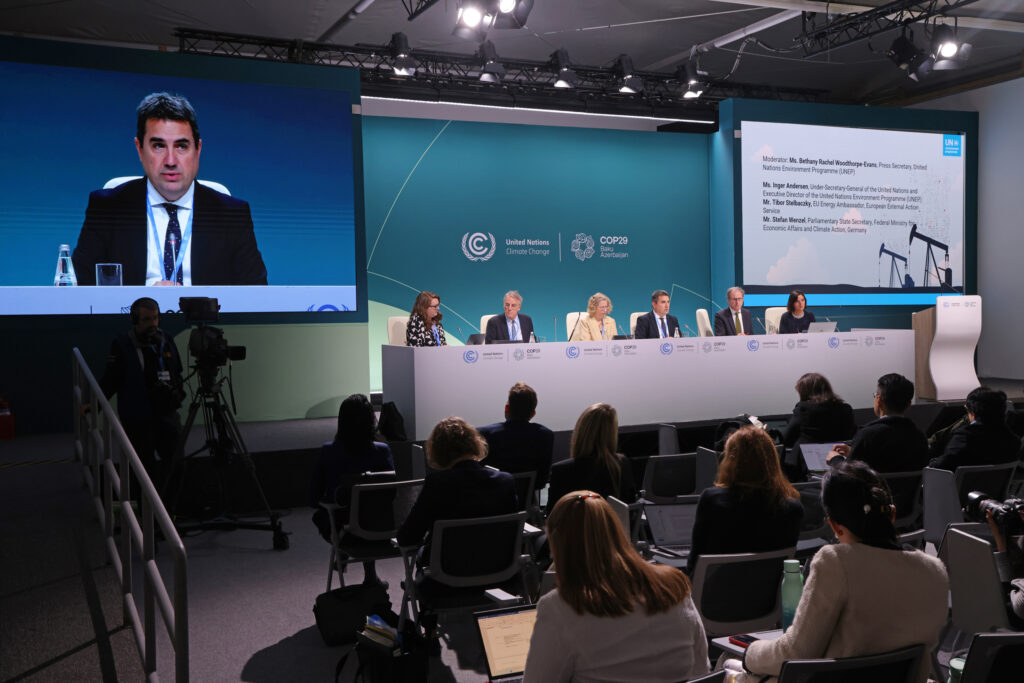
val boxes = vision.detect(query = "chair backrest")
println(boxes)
[960,631,1024,683]
[387,316,409,345]
[945,527,1012,634]
[922,466,963,547]
[509,471,537,513]
[776,644,924,683]
[691,546,794,636]
[566,311,589,339]
[479,314,491,334]
[954,462,1017,504]
[879,470,924,532]
[764,306,787,334]
[348,477,423,541]
[629,311,643,336]
[607,495,645,547]
[696,308,713,337]
[791,480,830,541]
[103,175,231,195]
[657,423,680,455]
[641,453,701,503]
[688,671,727,683]
[426,511,528,587]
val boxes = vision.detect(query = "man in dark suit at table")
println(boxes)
[634,289,680,339]
[479,382,555,489]
[72,92,267,286]
[484,290,534,343]
[714,286,753,336]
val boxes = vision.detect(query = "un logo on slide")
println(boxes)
[463,350,479,364]
[461,232,496,262]
[570,233,595,261]
[828,337,840,349]
[747,339,760,352]
[565,345,581,359]
[660,342,673,356]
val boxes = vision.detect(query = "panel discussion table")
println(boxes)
[382,332,914,442]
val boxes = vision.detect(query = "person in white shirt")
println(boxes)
[634,289,680,339]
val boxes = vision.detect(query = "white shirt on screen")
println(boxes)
[145,181,194,286]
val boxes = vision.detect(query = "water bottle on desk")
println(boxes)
[54,243,77,286]
[780,559,803,632]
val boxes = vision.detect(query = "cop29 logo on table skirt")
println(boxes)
[461,232,496,262]
[565,345,581,359]
[570,233,595,261]
[660,342,673,356]
[463,349,479,364]
[747,339,760,352]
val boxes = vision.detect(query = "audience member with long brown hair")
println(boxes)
[782,372,856,447]
[688,425,803,574]
[524,491,709,682]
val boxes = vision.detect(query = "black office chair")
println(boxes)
[959,631,1024,682]
[690,547,794,637]
[776,644,924,683]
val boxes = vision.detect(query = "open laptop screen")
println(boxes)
[475,605,538,679]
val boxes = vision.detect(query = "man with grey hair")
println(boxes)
[714,286,752,336]
[485,290,534,343]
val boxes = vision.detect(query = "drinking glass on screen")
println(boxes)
[95,263,123,286]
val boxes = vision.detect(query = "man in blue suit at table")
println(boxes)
[634,289,680,339]
[479,382,555,489]
[485,290,534,343]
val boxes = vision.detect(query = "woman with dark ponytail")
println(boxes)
[736,461,948,683]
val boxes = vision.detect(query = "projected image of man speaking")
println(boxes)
[72,92,268,286]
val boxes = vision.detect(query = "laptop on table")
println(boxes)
[475,604,538,683]
[645,500,700,561]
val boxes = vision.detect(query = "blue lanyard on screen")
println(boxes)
[431,325,441,346]
[147,200,194,283]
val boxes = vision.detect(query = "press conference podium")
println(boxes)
[912,295,981,401]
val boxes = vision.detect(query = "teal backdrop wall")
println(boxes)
[361,116,713,389]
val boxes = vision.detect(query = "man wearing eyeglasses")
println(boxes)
[485,290,534,343]
[713,286,752,336]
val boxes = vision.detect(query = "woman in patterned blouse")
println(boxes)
[406,291,447,347]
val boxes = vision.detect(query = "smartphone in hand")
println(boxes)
[728,634,759,648]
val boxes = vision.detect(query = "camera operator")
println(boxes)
[99,297,185,488]
[985,502,1024,626]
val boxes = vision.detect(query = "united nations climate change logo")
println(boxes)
[463,349,479,364]
[461,232,496,262]
[747,339,760,352]
[828,337,840,349]
[513,348,526,361]
[565,345,581,359]
[570,233,595,261]
[660,342,673,356]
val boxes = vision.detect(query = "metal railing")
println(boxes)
[72,348,188,682]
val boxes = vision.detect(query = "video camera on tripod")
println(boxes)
[180,297,246,385]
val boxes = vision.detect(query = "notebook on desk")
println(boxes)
[645,502,699,555]
[475,604,538,683]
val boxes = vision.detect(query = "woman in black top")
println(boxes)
[778,289,816,334]
[688,426,803,574]
[547,403,637,514]
[783,372,856,447]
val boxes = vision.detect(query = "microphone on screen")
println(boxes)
[756,317,768,334]
[683,324,697,337]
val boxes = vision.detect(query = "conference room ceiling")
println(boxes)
[5,1,1024,115]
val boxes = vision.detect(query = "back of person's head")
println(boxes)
[506,382,537,422]
[821,460,899,550]
[335,394,376,453]
[546,490,690,617]
[569,403,622,496]
[136,92,200,144]
[411,290,441,322]
[795,372,840,403]
[716,426,798,504]
[966,386,1008,425]
[875,373,914,414]
[426,416,486,470]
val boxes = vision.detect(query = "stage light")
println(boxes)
[676,62,705,99]
[454,1,494,42]
[613,54,643,94]
[932,24,959,58]
[477,40,506,83]
[887,33,933,82]
[388,32,417,76]
[550,48,578,89]
[493,0,533,29]
[498,0,515,13]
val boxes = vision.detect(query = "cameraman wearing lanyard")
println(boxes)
[99,297,185,490]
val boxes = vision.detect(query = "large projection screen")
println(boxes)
[740,120,966,305]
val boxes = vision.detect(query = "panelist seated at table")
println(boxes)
[72,92,267,286]
[731,461,948,683]
[634,289,680,339]
[714,286,752,336]
[778,289,816,334]
[406,290,447,347]
[570,292,617,341]
[485,290,534,343]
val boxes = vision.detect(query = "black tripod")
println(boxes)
[166,362,289,550]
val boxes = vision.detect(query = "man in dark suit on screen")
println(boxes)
[72,92,267,286]
[714,286,753,336]
[634,289,680,339]
[484,290,534,343]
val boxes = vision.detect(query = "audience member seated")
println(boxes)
[987,503,1024,627]
[778,289,816,334]
[309,394,394,585]
[406,290,446,347]
[523,491,710,682]
[827,373,929,472]
[782,372,856,448]
[929,386,1022,471]
[547,403,637,514]
[731,461,948,683]
[688,426,803,575]
[478,382,555,489]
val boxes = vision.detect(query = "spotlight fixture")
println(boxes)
[454,1,495,42]
[549,48,578,89]
[613,54,643,94]
[677,60,705,99]
[886,33,933,82]
[388,32,417,76]
[930,23,971,71]
[477,40,505,83]
[493,0,534,29]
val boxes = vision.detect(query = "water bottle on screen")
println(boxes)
[780,559,803,632]
[54,243,77,286]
